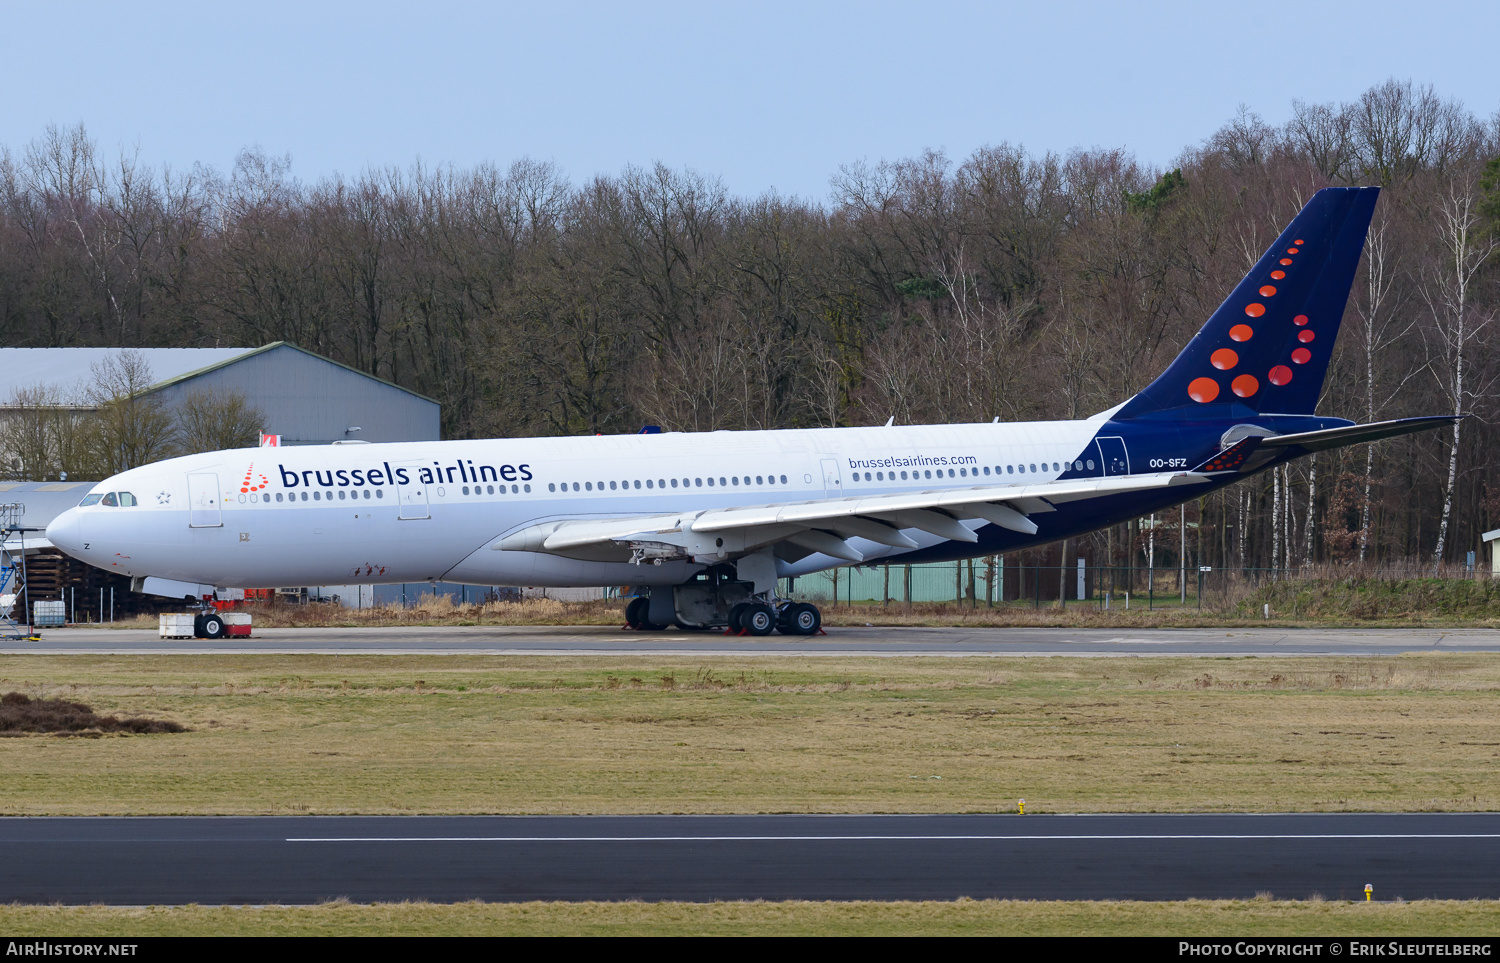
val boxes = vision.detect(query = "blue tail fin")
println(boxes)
[1115,186,1379,420]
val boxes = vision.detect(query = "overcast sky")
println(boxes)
[2,1,1496,201]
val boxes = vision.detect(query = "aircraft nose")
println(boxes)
[46,508,85,556]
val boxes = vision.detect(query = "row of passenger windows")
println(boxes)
[273,490,383,502]
[549,475,790,493]
[851,460,1094,483]
[79,492,136,507]
[247,483,537,504]
[98,459,1099,510]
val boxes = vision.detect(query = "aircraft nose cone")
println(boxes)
[46,508,84,556]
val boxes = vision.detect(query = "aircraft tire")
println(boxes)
[727,602,751,633]
[625,596,648,629]
[781,602,821,636]
[199,615,226,640]
[743,602,777,636]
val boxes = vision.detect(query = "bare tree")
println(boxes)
[174,388,265,453]
[1423,172,1499,565]
[86,351,176,473]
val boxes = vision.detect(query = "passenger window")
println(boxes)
[376,490,383,498]
[1086,459,1095,470]
[756,476,763,485]
[80,494,103,506]
[707,478,715,487]
[646,480,654,488]
[731,476,739,486]
[572,483,580,492]
[671,478,678,488]
[610,481,617,490]
[635,480,642,489]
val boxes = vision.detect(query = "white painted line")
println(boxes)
[286,834,1500,843]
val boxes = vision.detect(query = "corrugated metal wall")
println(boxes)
[154,345,440,444]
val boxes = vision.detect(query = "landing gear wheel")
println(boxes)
[728,602,751,633]
[779,602,821,636]
[743,602,777,636]
[625,597,666,631]
[197,614,226,640]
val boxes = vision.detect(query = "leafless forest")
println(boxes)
[1,80,1497,570]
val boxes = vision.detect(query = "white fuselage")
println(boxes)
[46,420,1105,589]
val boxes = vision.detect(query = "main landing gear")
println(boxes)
[622,567,823,636]
[726,600,821,636]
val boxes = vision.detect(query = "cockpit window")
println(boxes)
[79,494,103,506]
[118,492,137,506]
[100,493,118,506]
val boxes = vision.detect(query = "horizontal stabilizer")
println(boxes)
[1259,416,1458,452]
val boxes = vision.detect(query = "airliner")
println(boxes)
[45,186,1451,636]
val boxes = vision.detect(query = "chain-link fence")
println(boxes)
[780,556,1492,611]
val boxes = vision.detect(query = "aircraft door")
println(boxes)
[819,458,843,498]
[395,465,430,519]
[187,473,222,528]
[1094,436,1130,476]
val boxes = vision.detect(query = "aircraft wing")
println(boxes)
[496,469,1213,564]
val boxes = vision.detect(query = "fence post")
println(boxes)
[904,564,912,612]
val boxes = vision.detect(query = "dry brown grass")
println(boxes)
[2,654,1500,815]
[0,899,1495,936]
[99,573,1500,629]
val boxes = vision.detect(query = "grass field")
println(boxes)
[1,899,1496,936]
[3,654,1500,815]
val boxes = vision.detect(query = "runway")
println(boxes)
[4,813,1497,903]
[4,624,1498,656]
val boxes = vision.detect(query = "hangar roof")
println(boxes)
[0,343,436,406]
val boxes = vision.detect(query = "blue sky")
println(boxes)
[2,1,1495,201]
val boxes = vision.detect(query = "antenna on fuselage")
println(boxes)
[884,417,894,427]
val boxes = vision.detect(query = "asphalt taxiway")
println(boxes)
[3,813,1496,903]
[2,624,1496,656]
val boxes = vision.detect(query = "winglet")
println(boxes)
[1192,436,1262,474]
